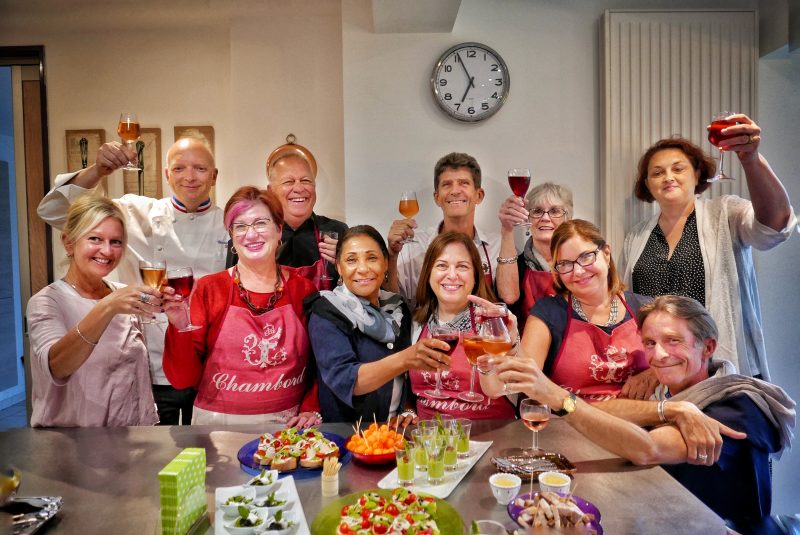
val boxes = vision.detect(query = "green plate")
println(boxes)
[310,488,465,534]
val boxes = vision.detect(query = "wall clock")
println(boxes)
[431,42,510,122]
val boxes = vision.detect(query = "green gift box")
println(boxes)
[159,448,207,535]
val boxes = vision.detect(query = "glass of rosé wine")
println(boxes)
[707,111,738,182]
[117,112,140,171]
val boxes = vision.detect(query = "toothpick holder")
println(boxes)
[321,473,339,497]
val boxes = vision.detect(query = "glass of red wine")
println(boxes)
[508,168,531,227]
[167,266,201,332]
[707,111,737,182]
[425,324,458,399]
[318,230,338,290]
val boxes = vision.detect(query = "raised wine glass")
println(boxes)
[398,191,419,243]
[425,324,458,399]
[477,306,512,374]
[707,111,737,182]
[508,168,531,227]
[318,230,338,290]
[118,112,141,171]
[459,330,485,403]
[138,259,165,325]
[167,266,201,332]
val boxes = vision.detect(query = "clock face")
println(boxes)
[431,42,510,122]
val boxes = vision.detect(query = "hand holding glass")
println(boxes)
[318,230,338,288]
[167,267,201,332]
[138,260,165,324]
[508,168,531,227]
[398,191,419,243]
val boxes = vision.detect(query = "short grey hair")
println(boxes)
[637,295,718,345]
[526,182,574,220]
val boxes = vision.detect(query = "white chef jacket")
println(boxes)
[38,173,230,384]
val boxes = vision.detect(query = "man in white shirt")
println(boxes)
[386,152,500,307]
[38,137,230,425]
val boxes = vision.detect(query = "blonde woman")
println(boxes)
[27,196,161,427]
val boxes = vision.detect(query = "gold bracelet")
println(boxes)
[75,323,98,347]
[496,256,517,265]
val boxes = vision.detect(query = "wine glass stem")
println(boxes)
[182,300,192,327]
[435,370,443,393]
[469,365,477,394]
[532,430,538,451]
[719,149,726,177]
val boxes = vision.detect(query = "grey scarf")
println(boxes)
[319,285,404,343]
[523,238,551,272]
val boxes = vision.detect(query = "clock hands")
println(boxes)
[455,52,476,103]
[460,77,474,103]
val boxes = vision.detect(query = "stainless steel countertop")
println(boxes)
[0,419,726,534]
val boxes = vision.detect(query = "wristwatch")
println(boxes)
[553,393,577,417]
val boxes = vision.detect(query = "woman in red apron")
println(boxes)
[481,220,654,404]
[496,183,573,330]
[408,231,517,420]
[163,187,320,426]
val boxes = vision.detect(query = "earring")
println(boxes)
[230,245,237,255]
[337,277,343,286]
[384,273,389,282]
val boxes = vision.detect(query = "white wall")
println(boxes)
[755,52,800,516]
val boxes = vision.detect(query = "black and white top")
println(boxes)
[632,210,705,306]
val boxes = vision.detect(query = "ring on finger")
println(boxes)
[139,292,149,304]
[747,134,754,144]
[697,453,708,461]
[502,382,509,394]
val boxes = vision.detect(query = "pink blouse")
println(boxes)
[26,280,157,427]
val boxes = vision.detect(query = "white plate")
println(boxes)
[214,476,309,535]
[377,440,492,499]
[216,486,258,517]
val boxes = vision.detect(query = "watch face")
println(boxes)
[431,42,510,122]
[564,394,577,413]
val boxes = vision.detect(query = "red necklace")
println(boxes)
[231,265,285,314]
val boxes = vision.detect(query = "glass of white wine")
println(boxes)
[138,259,165,324]
[117,112,140,171]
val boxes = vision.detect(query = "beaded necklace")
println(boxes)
[232,265,284,314]
[571,295,619,327]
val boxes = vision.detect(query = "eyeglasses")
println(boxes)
[554,247,602,274]
[230,218,273,237]
[530,207,567,219]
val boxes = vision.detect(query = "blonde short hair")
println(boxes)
[62,196,127,250]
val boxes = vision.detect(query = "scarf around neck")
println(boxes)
[318,285,404,343]
[523,238,551,272]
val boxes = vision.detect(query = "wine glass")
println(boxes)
[138,259,165,324]
[459,330,485,403]
[425,324,458,399]
[167,267,201,332]
[508,168,531,227]
[477,306,512,374]
[117,112,140,171]
[707,111,737,182]
[398,191,419,243]
[520,398,550,454]
[318,230,338,290]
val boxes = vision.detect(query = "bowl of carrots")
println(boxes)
[345,422,406,465]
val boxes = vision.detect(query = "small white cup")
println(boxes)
[538,471,571,493]
[489,473,521,505]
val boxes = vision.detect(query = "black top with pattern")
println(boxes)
[632,210,706,306]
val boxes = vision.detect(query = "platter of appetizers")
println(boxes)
[237,428,351,479]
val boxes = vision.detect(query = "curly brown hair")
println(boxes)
[634,137,716,202]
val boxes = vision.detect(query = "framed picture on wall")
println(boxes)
[123,127,162,198]
[174,125,215,200]
[65,129,106,191]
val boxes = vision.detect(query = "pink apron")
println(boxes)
[194,282,311,415]
[549,295,648,402]
[410,323,515,420]
[521,269,556,322]
[292,224,332,291]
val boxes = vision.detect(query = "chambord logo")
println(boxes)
[242,323,287,368]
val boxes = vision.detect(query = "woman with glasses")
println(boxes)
[621,122,795,379]
[484,220,653,403]
[162,186,321,426]
[496,183,573,329]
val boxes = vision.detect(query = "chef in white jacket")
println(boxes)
[37,136,230,425]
